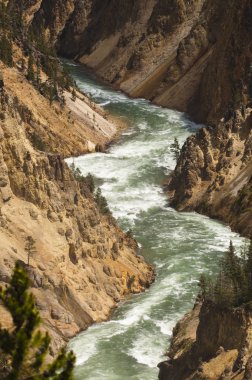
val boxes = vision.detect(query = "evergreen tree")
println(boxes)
[35,62,42,87]
[24,236,36,267]
[95,188,110,214]
[0,35,13,67]
[199,240,252,308]
[198,274,207,298]
[71,88,77,102]
[170,138,181,162]
[27,54,35,83]
[0,263,75,379]
[85,173,95,193]
[244,240,252,300]
[69,161,84,182]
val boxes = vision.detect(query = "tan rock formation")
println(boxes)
[158,301,252,380]
[23,0,252,237]
[0,59,154,354]
[1,58,117,157]
[167,108,252,237]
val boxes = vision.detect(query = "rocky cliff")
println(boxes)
[45,0,250,123]
[0,2,154,354]
[0,61,154,353]
[167,107,252,237]
[158,300,252,380]
[3,0,252,370]
[21,0,252,237]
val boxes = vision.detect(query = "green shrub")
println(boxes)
[0,263,75,379]
[95,188,110,214]
[30,132,47,151]
[199,240,252,308]
[170,137,181,162]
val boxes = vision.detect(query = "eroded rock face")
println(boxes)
[27,0,251,124]
[158,301,252,380]
[0,64,154,354]
[167,108,252,237]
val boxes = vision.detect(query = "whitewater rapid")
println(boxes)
[65,61,245,380]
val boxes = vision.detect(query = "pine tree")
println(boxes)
[0,263,75,379]
[35,61,42,87]
[24,236,36,267]
[85,173,95,193]
[222,241,245,303]
[69,161,84,182]
[0,35,13,67]
[198,274,208,298]
[95,188,110,214]
[27,54,35,83]
[199,240,252,308]
[71,88,77,102]
[244,240,252,300]
[170,137,181,162]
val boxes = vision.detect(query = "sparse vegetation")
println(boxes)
[127,275,135,290]
[0,263,75,379]
[170,137,181,162]
[30,132,47,152]
[126,229,134,239]
[69,161,85,182]
[0,0,76,104]
[69,162,110,213]
[24,236,36,267]
[95,188,110,214]
[71,88,77,102]
[69,162,96,193]
[85,173,95,193]
[199,240,252,308]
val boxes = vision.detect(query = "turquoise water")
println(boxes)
[65,61,245,380]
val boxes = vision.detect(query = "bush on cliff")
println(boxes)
[170,137,181,162]
[0,0,75,104]
[199,240,252,308]
[0,263,76,379]
[95,188,110,215]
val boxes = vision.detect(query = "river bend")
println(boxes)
[65,61,245,380]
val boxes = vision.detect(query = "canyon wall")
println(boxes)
[0,61,154,353]
[23,0,252,237]
[158,301,252,380]
[52,0,251,124]
[0,1,155,352]
[2,0,252,371]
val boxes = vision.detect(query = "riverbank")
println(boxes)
[166,107,252,239]
[0,57,154,356]
[64,61,245,380]
[2,58,126,158]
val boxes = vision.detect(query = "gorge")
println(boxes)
[0,1,252,379]
[65,62,245,379]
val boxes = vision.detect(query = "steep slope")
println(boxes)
[52,0,251,123]
[158,301,252,380]
[0,62,154,354]
[0,1,154,354]
[22,0,252,237]
[56,0,206,116]
[167,107,252,237]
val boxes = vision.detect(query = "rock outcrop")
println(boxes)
[37,0,249,123]
[167,107,252,237]
[20,0,252,237]
[0,49,154,354]
[158,300,252,380]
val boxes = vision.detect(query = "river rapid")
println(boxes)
[65,61,245,380]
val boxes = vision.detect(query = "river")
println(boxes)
[64,61,245,380]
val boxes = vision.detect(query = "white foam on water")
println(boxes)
[155,319,176,336]
[64,60,246,380]
[69,321,128,366]
[128,332,165,368]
